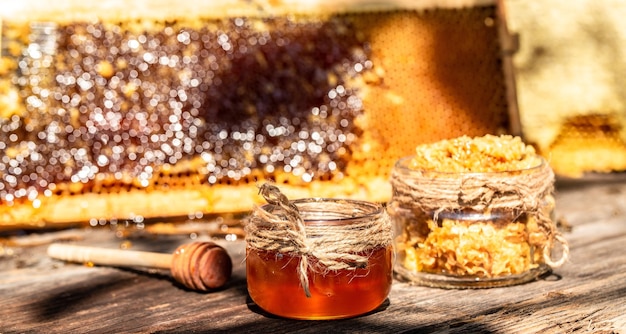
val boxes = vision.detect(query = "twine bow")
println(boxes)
[254,183,312,297]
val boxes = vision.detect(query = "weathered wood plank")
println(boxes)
[1,180,625,333]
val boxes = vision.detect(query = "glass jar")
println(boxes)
[246,197,394,320]
[389,156,567,289]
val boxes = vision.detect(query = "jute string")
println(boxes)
[390,161,569,268]
[245,183,393,297]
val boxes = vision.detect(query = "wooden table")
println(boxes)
[2,179,626,333]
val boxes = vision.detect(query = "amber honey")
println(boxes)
[245,193,394,319]
[247,246,393,320]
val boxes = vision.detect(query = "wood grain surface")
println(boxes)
[1,179,625,333]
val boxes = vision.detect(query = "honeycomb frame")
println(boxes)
[0,0,520,229]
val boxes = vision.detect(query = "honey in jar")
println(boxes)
[246,245,393,319]
[245,186,394,319]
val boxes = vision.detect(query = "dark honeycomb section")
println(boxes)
[1,16,372,204]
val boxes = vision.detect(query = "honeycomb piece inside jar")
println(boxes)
[409,134,542,173]
[398,134,551,279]
[402,216,544,278]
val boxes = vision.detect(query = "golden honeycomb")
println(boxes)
[545,113,626,178]
[0,0,517,229]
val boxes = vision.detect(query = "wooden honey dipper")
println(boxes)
[47,241,232,291]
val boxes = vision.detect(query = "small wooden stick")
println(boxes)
[47,241,232,291]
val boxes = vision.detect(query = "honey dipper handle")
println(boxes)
[47,243,172,270]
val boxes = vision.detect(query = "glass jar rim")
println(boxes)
[434,208,517,221]
[394,155,546,176]
[259,198,384,226]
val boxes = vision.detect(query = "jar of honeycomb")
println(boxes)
[245,184,394,319]
[388,135,569,288]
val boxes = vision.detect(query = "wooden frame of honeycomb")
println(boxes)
[0,0,520,230]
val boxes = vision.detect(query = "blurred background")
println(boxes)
[506,0,626,177]
[1,0,625,231]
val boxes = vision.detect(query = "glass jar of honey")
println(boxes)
[245,186,394,320]
[389,135,569,289]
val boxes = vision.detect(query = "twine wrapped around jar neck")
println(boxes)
[390,159,569,268]
[245,183,393,298]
